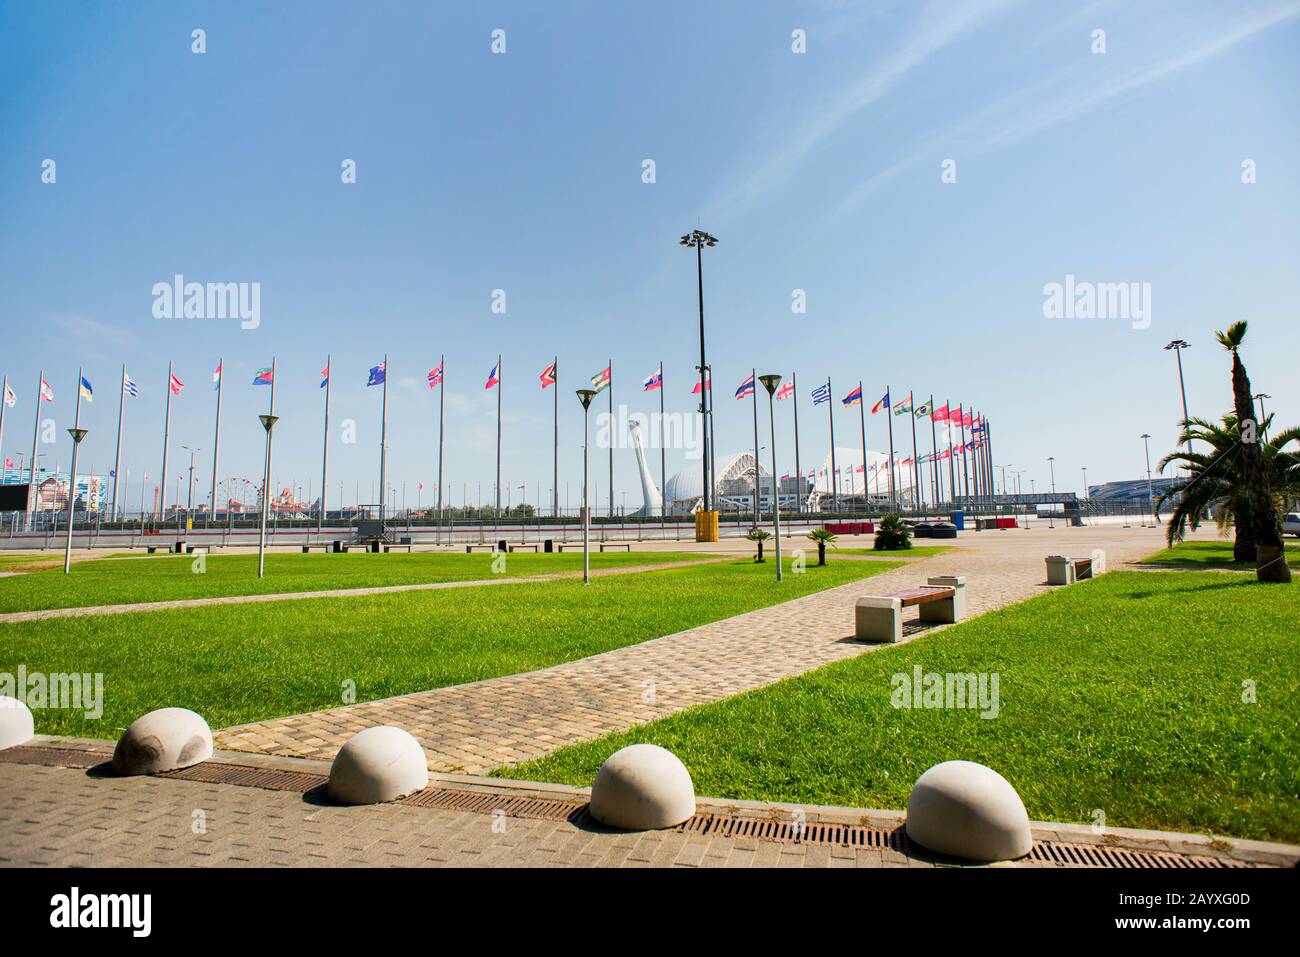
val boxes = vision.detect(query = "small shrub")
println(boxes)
[746,527,771,562]
[807,527,838,566]
[875,513,912,550]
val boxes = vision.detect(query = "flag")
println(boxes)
[590,364,611,392]
[642,367,663,392]
[870,391,889,414]
[252,367,274,385]
[690,371,712,394]
[893,396,912,416]
[811,383,831,405]
[367,362,386,387]
[79,375,93,402]
[320,362,330,389]
[4,382,16,407]
[4,458,13,469]
[962,411,974,427]
[735,374,755,400]
[484,361,500,390]
[539,361,557,389]
[122,371,138,397]
[933,403,950,422]
[40,379,54,402]
[428,362,444,389]
[213,362,222,389]
[841,385,862,408]
[914,401,931,417]
[775,381,794,400]
[169,373,184,395]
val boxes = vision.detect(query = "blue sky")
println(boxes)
[1,0,1297,510]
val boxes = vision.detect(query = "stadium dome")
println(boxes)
[663,452,767,512]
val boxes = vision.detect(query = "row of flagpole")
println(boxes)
[3,357,995,524]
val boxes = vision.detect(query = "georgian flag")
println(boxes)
[3,382,16,407]
[775,382,794,400]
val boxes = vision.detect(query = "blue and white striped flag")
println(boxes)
[810,383,831,405]
[122,371,138,397]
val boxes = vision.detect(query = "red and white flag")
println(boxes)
[690,371,711,394]
[169,373,185,395]
[932,403,950,422]
[40,379,54,402]
[775,381,794,400]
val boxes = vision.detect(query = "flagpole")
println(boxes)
[109,365,125,521]
[826,377,837,513]
[959,403,970,502]
[929,393,940,507]
[791,371,802,514]
[495,353,502,521]
[27,369,44,528]
[909,390,921,514]
[320,354,331,534]
[856,380,867,513]
[946,397,956,504]
[885,386,897,512]
[379,353,388,523]
[608,358,613,519]
[436,354,445,528]
[749,369,759,524]
[209,358,223,518]
[658,361,665,524]
[160,361,173,520]
[552,355,559,519]
[64,367,84,570]
[268,355,277,514]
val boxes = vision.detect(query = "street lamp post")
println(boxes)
[64,427,88,574]
[1164,339,1193,454]
[257,413,279,578]
[577,389,597,585]
[680,229,717,516]
[1047,456,1056,529]
[1140,433,1155,526]
[1254,392,1271,440]
[759,374,784,582]
[181,445,200,514]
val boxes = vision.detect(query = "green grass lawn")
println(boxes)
[2,557,900,741]
[0,549,715,613]
[504,570,1300,843]
[0,554,61,571]
[1138,539,1300,569]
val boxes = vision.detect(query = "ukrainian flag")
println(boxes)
[79,375,94,402]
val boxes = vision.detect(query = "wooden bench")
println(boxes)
[465,544,498,553]
[382,543,413,553]
[599,543,631,552]
[855,576,966,643]
[508,543,539,552]
[1045,555,1093,585]
[146,545,169,555]
[301,543,332,553]
[184,545,209,555]
[341,543,377,553]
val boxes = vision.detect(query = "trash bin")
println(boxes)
[543,539,554,553]
[1045,555,1074,585]
[949,510,965,531]
[497,539,509,554]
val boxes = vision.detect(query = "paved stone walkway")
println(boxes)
[0,556,730,624]
[216,525,1171,773]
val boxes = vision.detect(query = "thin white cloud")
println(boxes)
[833,0,1300,213]
[716,0,1024,211]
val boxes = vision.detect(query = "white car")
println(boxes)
[1284,513,1300,537]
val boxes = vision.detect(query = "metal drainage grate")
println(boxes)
[0,747,1257,867]
[0,745,106,769]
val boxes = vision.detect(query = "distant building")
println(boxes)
[1088,477,1182,504]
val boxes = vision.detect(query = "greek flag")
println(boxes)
[123,371,138,397]
[811,383,831,405]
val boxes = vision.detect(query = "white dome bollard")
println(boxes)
[905,760,1033,862]
[328,726,430,805]
[0,695,35,750]
[589,743,696,830]
[112,707,213,775]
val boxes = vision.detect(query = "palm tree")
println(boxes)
[745,527,771,563]
[1216,321,1291,583]
[807,527,837,566]
[1157,414,1300,563]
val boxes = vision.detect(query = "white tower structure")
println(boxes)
[628,418,664,517]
